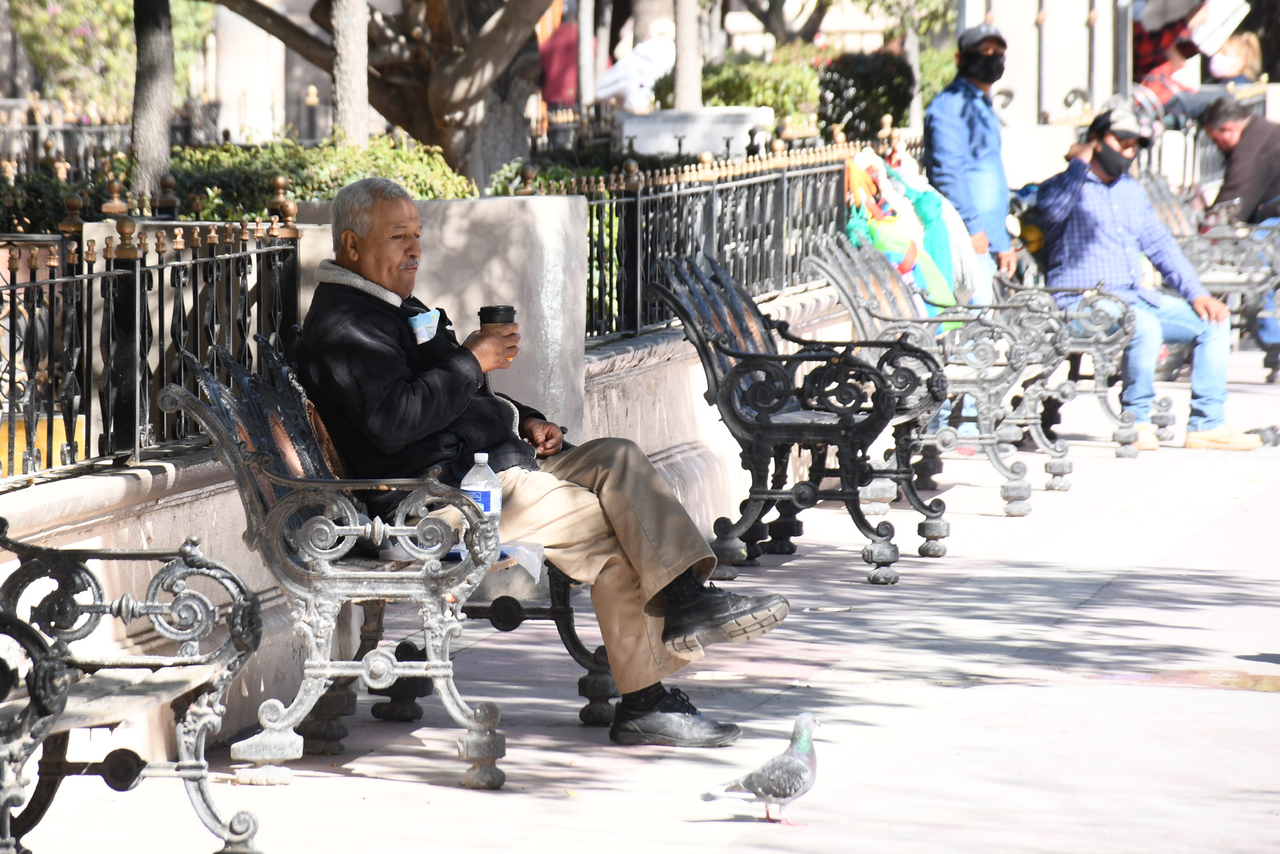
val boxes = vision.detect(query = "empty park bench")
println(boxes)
[805,235,1069,515]
[159,342,618,791]
[0,519,263,853]
[651,255,947,583]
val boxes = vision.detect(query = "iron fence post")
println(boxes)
[621,172,642,336]
[775,165,788,292]
[103,218,141,460]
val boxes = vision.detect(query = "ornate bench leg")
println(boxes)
[11,733,69,850]
[421,611,506,789]
[233,599,345,784]
[175,687,262,853]
[838,450,900,584]
[1151,397,1176,442]
[913,443,943,491]
[369,640,433,722]
[710,457,773,571]
[546,567,618,726]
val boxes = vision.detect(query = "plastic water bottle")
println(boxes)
[460,452,502,525]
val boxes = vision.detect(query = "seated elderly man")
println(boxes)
[1038,107,1260,451]
[295,177,790,747]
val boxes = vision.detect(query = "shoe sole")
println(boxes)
[663,597,790,656]
[609,725,741,747]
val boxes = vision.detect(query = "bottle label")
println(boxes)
[464,488,501,515]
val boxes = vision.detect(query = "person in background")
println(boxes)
[923,22,1015,303]
[1208,31,1263,85]
[1201,95,1280,383]
[1037,107,1261,450]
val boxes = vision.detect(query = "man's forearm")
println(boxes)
[1037,159,1090,225]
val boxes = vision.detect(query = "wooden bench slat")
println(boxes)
[0,665,217,733]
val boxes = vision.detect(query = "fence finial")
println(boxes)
[59,193,85,234]
[102,179,127,216]
[116,216,136,248]
[623,159,640,191]
[267,174,289,218]
[158,174,180,217]
[515,164,540,195]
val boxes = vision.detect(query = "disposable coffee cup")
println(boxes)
[478,305,517,331]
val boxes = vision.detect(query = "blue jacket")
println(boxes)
[923,76,1011,253]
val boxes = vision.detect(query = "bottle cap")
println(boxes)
[474,452,488,463]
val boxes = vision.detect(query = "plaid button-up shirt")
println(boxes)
[1039,158,1207,308]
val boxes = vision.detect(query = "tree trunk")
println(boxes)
[632,0,673,44]
[132,0,175,201]
[331,0,370,146]
[903,12,922,129]
[673,0,700,110]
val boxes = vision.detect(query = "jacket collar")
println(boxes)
[317,259,403,307]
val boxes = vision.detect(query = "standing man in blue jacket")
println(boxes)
[924,22,1015,304]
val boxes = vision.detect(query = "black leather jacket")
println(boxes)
[295,282,541,495]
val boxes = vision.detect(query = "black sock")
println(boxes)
[661,569,704,607]
[620,682,667,711]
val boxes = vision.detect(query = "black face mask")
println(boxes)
[960,51,1006,84]
[1094,139,1137,179]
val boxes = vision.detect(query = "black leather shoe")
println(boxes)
[609,688,740,747]
[662,584,789,655]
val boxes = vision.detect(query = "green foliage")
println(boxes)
[485,149,699,197]
[653,53,820,122]
[0,168,118,234]
[859,0,956,38]
[10,0,214,119]
[169,136,475,220]
[3,136,474,231]
[818,52,915,141]
[919,42,956,109]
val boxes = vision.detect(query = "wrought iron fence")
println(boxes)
[0,212,300,483]
[550,142,853,343]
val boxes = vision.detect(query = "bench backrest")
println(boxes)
[159,342,340,552]
[1139,171,1197,239]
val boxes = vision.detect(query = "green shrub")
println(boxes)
[170,136,475,220]
[920,42,957,110]
[486,149,698,196]
[818,52,915,141]
[654,53,820,122]
[2,136,474,232]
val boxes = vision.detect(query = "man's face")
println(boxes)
[1102,132,1141,157]
[1205,120,1248,154]
[340,196,421,299]
[957,37,1006,64]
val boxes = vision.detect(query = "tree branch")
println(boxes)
[797,0,833,43]
[205,0,334,74]
[429,0,553,114]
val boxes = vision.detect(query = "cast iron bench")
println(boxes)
[158,342,617,791]
[805,235,1074,515]
[651,255,947,583]
[0,519,263,853]
[1138,170,1280,346]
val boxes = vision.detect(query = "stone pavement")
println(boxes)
[25,352,1280,853]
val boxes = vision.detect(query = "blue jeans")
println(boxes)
[971,250,997,305]
[1121,297,1229,432]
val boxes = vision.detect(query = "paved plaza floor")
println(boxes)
[25,352,1280,853]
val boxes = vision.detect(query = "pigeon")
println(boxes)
[701,712,819,824]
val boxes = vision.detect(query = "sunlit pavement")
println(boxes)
[28,351,1280,854]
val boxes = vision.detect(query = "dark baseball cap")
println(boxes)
[1088,106,1151,145]
[958,23,1007,53]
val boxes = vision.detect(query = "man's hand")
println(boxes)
[463,323,520,372]
[521,418,564,457]
[1192,295,1230,324]
[996,249,1018,278]
[1066,140,1095,164]
[970,231,990,255]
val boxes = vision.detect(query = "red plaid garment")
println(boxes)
[1133,19,1192,79]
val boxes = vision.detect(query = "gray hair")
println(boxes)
[331,177,412,253]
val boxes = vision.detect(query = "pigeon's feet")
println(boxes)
[609,687,740,747]
[779,819,806,827]
[662,584,789,656]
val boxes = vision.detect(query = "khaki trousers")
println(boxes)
[495,438,716,693]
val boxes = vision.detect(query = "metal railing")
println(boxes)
[541,142,854,343]
[0,212,300,483]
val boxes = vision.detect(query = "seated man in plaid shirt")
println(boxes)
[1038,107,1261,452]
